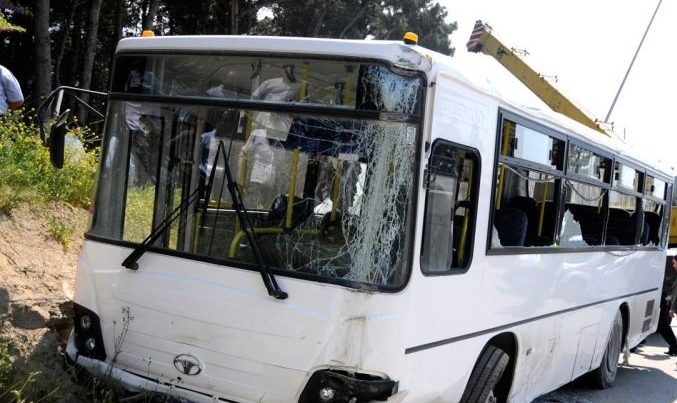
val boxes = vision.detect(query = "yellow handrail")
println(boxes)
[330,158,341,222]
[457,156,473,266]
[285,148,300,228]
[537,180,548,236]
[495,121,514,210]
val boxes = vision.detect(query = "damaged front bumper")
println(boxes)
[65,333,218,403]
[66,333,404,403]
[299,369,400,402]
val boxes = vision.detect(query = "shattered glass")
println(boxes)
[91,60,422,288]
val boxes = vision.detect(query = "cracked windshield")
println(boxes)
[90,55,423,288]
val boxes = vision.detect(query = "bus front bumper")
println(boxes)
[66,333,408,403]
[65,332,224,403]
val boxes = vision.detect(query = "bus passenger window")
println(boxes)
[642,175,667,246]
[561,181,605,246]
[491,115,564,250]
[421,142,479,273]
[607,162,641,246]
[492,166,560,248]
[607,191,638,245]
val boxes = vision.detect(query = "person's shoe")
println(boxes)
[666,348,677,356]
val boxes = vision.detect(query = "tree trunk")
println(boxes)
[33,0,52,105]
[79,0,104,121]
[55,0,78,87]
[143,0,159,31]
[114,0,125,43]
[231,0,239,34]
[312,3,326,37]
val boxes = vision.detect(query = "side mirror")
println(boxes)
[37,86,108,168]
[49,109,71,169]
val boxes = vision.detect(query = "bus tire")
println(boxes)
[590,310,623,388]
[460,345,510,403]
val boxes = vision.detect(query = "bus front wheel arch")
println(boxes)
[460,334,516,403]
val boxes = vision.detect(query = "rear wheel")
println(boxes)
[590,310,623,388]
[460,345,510,403]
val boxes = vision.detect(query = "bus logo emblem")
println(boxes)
[173,354,203,376]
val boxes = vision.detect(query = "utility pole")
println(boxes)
[605,0,662,123]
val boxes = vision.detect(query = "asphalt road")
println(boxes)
[534,323,677,403]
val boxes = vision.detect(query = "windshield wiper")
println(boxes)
[209,141,288,300]
[122,186,203,270]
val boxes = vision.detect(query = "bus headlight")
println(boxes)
[85,337,97,352]
[319,387,336,401]
[73,304,107,361]
[80,315,92,331]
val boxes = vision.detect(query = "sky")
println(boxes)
[437,0,676,174]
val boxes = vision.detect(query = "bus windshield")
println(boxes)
[89,54,423,289]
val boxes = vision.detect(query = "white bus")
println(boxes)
[57,33,672,403]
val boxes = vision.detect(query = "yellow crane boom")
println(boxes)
[466,20,611,137]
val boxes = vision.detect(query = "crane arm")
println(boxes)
[466,20,610,136]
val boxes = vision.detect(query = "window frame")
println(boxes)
[488,108,671,255]
[420,139,481,276]
[87,50,429,294]
[566,141,612,186]
[487,110,567,254]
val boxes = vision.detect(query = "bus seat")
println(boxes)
[630,210,650,245]
[507,196,555,246]
[263,194,315,230]
[607,209,635,245]
[566,204,603,246]
[494,207,528,247]
[644,212,660,245]
[640,219,650,245]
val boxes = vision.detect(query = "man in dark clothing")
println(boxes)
[657,255,677,355]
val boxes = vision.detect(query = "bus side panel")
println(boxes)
[401,73,667,402]
[400,73,499,402]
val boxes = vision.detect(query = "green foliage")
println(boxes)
[0,110,99,213]
[0,11,25,33]
[122,186,156,243]
[47,216,75,247]
[258,0,457,54]
[372,0,458,55]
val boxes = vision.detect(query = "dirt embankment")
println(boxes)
[0,202,88,401]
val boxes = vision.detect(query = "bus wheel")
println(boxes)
[460,345,510,403]
[590,310,623,388]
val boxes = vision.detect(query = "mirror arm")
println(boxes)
[72,94,105,118]
[37,86,108,144]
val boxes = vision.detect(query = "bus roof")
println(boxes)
[117,35,417,63]
[116,35,673,178]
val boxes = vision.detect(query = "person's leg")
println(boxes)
[657,306,677,354]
